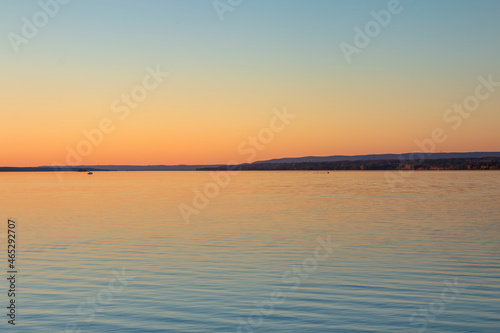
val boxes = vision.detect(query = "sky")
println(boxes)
[1,0,499,167]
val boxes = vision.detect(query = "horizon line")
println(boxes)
[3,151,500,168]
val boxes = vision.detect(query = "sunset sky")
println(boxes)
[1,0,499,167]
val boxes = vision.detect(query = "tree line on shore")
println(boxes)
[198,157,500,171]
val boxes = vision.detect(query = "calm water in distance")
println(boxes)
[0,171,499,332]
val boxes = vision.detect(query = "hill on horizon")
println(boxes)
[2,152,500,172]
[253,152,500,165]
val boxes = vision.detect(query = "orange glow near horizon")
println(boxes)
[4,84,499,167]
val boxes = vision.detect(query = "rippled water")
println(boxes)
[0,171,499,332]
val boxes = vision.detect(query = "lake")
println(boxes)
[0,171,499,332]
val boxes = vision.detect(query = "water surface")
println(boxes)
[0,171,499,332]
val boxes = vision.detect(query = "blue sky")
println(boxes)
[2,0,499,76]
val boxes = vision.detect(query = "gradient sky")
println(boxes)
[1,0,499,166]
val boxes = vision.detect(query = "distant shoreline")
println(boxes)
[1,169,499,173]
[2,156,499,172]
[199,157,500,172]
